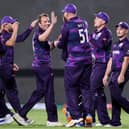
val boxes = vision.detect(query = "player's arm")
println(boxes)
[54,24,69,49]
[48,41,55,50]
[117,45,129,84]
[117,57,129,84]
[103,57,112,86]
[16,19,38,42]
[38,11,57,42]
[5,22,19,46]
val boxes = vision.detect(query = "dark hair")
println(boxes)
[38,13,49,23]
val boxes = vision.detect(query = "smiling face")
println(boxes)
[2,23,13,32]
[94,17,105,28]
[116,26,128,38]
[38,15,50,30]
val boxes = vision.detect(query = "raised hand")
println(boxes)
[51,11,57,25]
[30,19,38,28]
[12,22,19,32]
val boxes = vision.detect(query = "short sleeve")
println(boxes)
[123,43,129,56]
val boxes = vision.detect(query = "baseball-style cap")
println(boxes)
[116,21,129,30]
[95,12,110,23]
[1,16,16,25]
[62,3,77,14]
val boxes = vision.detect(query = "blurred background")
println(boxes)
[0,0,129,104]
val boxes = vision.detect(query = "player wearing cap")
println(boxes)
[0,28,14,125]
[89,12,112,127]
[103,21,129,127]
[19,12,63,127]
[0,16,37,126]
[54,3,93,127]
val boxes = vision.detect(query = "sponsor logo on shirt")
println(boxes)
[92,32,102,40]
[113,50,120,54]
[118,42,124,48]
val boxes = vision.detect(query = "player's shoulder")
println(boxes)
[103,27,112,39]
[68,17,86,23]
[103,27,111,34]
[73,17,88,27]
[123,38,129,47]
[61,22,69,30]
[76,17,88,24]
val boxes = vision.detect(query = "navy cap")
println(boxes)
[1,16,16,25]
[95,12,110,23]
[116,21,129,30]
[62,3,77,14]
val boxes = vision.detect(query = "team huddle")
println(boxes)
[0,3,129,128]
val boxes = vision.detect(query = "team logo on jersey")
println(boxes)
[113,50,120,54]
[118,42,124,48]
[92,32,102,40]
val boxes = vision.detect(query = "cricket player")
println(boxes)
[103,21,129,127]
[89,12,112,126]
[0,32,13,125]
[54,3,93,127]
[0,16,37,126]
[19,12,63,127]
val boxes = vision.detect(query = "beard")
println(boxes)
[63,16,67,22]
[8,28,13,32]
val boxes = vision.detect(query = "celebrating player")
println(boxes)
[19,12,63,127]
[54,3,93,127]
[0,16,37,126]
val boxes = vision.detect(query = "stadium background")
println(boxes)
[0,0,129,104]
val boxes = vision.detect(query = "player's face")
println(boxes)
[63,12,69,21]
[3,23,13,32]
[39,16,50,30]
[94,17,105,28]
[116,26,128,38]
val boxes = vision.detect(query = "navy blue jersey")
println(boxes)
[58,17,92,66]
[32,27,51,67]
[111,38,129,71]
[90,27,112,63]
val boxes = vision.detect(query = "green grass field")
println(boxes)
[1,108,129,129]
